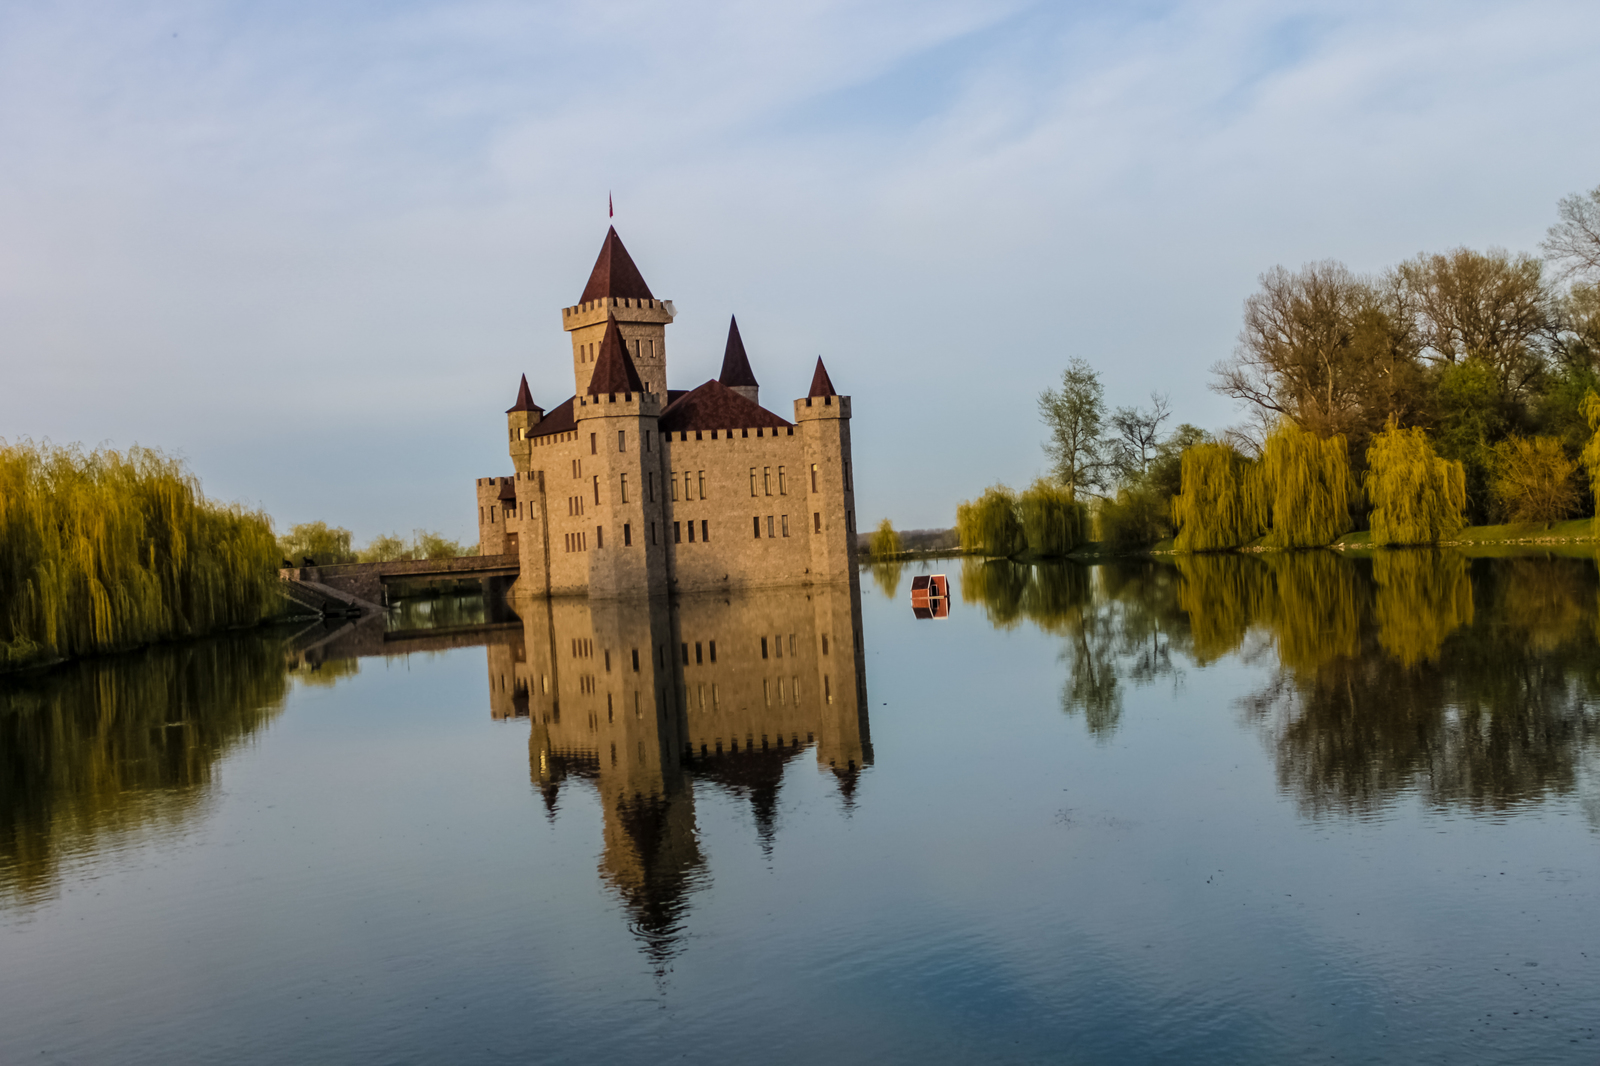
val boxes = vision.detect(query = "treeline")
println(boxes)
[0,441,279,670]
[278,521,474,565]
[964,182,1600,554]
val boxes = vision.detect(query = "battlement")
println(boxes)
[793,394,851,421]
[575,391,662,418]
[661,425,799,446]
[563,297,676,331]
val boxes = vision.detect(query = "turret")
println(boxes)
[794,357,855,577]
[507,374,542,467]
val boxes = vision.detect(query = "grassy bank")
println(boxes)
[0,440,281,672]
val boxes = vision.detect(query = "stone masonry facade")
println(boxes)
[475,226,857,598]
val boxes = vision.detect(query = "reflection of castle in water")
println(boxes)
[486,581,870,967]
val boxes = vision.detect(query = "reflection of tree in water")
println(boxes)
[963,550,1600,816]
[962,560,1187,738]
[1239,554,1600,816]
[866,561,906,600]
[0,634,291,904]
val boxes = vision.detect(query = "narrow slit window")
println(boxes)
[623,523,632,546]
[778,466,786,494]
[700,519,708,542]
[618,430,626,452]
[753,516,761,539]
[674,521,682,544]
[810,463,818,492]
[590,433,597,455]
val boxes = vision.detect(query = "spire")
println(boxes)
[718,315,759,405]
[718,316,758,388]
[587,313,646,395]
[579,226,654,304]
[807,357,837,398]
[506,374,541,414]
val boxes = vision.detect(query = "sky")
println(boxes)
[2,0,1597,540]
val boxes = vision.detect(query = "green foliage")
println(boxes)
[0,440,279,670]
[355,530,473,563]
[956,486,1025,558]
[1489,436,1577,525]
[1432,358,1505,522]
[1171,443,1266,551]
[1364,420,1468,546]
[1038,359,1108,496]
[1017,480,1088,557]
[1259,421,1355,547]
[279,521,355,564]
[358,533,411,563]
[1097,484,1170,549]
[868,519,903,559]
[413,530,472,560]
[1582,391,1600,536]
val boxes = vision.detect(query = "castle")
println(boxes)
[475,226,858,597]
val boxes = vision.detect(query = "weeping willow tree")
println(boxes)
[1583,391,1600,536]
[1364,419,1468,546]
[1371,550,1473,667]
[1171,443,1267,551]
[867,519,903,559]
[0,440,280,670]
[1259,422,1355,548]
[956,485,1025,557]
[1017,480,1088,557]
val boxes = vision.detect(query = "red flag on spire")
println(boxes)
[608,192,613,218]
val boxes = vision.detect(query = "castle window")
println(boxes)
[605,650,611,672]
[763,467,772,495]
[593,475,600,504]
[761,637,768,659]
[631,648,639,671]
[681,643,689,666]
[645,431,652,452]
[701,520,708,542]
[648,472,655,501]
[697,471,706,498]
[778,466,786,494]
[683,470,692,500]
[618,430,626,452]
[687,520,695,543]
[590,433,597,455]
[844,460,852,490]
[810,463,818,492]
[597,525,603,549]
[742,428,748,438]
[674,521,682,544]
[709,640,717,663]
[749,468,757,496]
[825,675,832,703]
[621,474,629,503]
[766,515,775,538]
[822,635,829,654]
[624,523,632,546]
[752,516,760,539]
[847,510,854,533]
[788,634,796,656]
[671,475,677,501]
[651,522,657,545]
[774,634,782,659]
[763,679,770,706]
[786,427,793,436]
[695,642,702,664]
[573,459,580,478]
[781,515,790,537]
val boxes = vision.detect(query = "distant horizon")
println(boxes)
[3,0,1597,542]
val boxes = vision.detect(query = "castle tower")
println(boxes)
[794,357,857,578]
[717,316,759,406]
[507,373,541,468]
[562,227,675,398]
[578,314,670,597]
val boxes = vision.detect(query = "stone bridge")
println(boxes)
[279,554,520,616]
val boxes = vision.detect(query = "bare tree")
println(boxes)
[1542,183,1600,283]
[1394,247,1553,401]
[1213,261,1421,444]
[1039,358,1109,496]
[1109,393,1171,479]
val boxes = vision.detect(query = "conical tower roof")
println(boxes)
[587,313,646,395]
[717,315,758,388]
[506,374,541,414]
[807,357,837,398]
[579,226,655,304]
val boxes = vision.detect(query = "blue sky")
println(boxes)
[2,0,1597,538]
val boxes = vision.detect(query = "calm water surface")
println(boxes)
[3,553,1599,1064]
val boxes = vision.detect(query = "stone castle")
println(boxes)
[475,226,858,597]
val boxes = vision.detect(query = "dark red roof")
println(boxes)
[528,396,576,439]
[506,374,542,414]
[659,379,792,434]
[718,315,758,388]
[586,313,646,396]
[578,226,654,304]
[808,357,837,397]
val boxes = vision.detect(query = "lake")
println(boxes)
[2,552,1598,1064]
